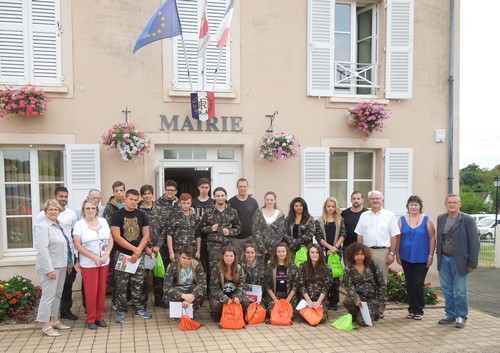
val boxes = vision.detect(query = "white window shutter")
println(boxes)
[65,144,101,212]
[174,0,230,92]
[307,0,334,97]
[0,0,28,85]
[384,148,413,216]
[29,0,61,86]
[301,147,329,218]
[385,0,414,99]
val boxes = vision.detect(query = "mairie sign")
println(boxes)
[160,115,243,132]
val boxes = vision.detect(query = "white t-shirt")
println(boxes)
[354,208,399,248]
[73,217,111,268]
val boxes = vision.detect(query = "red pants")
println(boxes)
[81,265,109,323]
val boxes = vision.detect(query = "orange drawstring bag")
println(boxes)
[219,301,245,329]
[178,309,202,331]
[270,299,293,326]
[245,302,266,325]
[299,306,323,326]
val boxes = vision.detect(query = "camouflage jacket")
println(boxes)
[163,258,206,301]
[210,263,246,304]
[314,217,347,250]
[262,262,299,296]
[252,209,286,255]
[298,263,334,301]
[344,261,387,306]
[155,195,179,209]
[199,206,242,248]
[283,216,315,253]
[137,201,169,248]
[103,198,122,225]
[167,208,201,255]
[240,260,264,286]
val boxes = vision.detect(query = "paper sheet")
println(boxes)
[144,254,157,270]
[245,284,262,302]
[114,252,140,274]
[296,299,308,310]
[169,302,194,318]
[360,301,373,326]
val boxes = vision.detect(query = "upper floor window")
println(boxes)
[173,0,231,92]
[0,0,62,86]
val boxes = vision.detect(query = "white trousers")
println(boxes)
[36,267,67,322]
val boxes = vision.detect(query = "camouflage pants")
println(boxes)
[208,244,225,271]
[114,253,146,313]
[165,287,205,313]
[343,296,382,325]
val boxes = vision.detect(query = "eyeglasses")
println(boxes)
[85,207,97,210]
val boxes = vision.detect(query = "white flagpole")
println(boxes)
[180,33,193,92]
[201,0,207,93]
[212,47,223,92]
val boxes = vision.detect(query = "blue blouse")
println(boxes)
[399,215,430,263]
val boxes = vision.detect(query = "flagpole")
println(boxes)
[180,33,194,92]
[212,47,223,92]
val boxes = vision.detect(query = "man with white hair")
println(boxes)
[355,190,399,282]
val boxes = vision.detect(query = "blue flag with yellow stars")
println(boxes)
[133,0,182,53]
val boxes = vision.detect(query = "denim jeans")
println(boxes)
[439,255,468,318]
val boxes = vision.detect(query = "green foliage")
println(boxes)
[0,275,40,322]
[460,164,500,214]
[387,268,438,305]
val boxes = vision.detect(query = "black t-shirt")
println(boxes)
[275,265,287,294]
[228,195,259,239]
[325,221,336,246]
[110,208,149,256]
[191,197,214,218]
[340,208,368,247]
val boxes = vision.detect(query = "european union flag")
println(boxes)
[133,0,182,53]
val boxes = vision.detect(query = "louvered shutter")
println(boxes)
[174,0,230,92]
[301,147,329,218]
[307,0,334,97]
[0,0,27,84]
[384,148,413,216]
[29,0,61,86]
[385,0,414,99]
[65,144,101,212]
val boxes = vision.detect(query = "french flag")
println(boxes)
[215,0,234,48]
[197,1,210,58]
[191,92,215,121]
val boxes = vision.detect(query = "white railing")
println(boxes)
[334,61,378,93]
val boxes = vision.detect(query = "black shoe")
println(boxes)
[87,322,98,330]
[61,311,78,320]
[95,320,108,328]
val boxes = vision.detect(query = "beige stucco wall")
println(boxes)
[0,0,460,283]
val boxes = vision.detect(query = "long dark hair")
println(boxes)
[286,197,311,225]
[303,244,327,282]
[218,245,239,282]
[346,243,372,266]
[271,242,292,268]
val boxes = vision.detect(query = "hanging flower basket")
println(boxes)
[346,101,390,138]
[0,86,48,118]
[258,132,300,161]
[101,123,151,161]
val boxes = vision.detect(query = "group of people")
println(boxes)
[33,177,480,337]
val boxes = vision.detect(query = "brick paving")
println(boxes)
[1,293,500,353]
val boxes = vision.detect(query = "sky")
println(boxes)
[459,0,500,170]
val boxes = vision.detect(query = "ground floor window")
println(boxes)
[329,150,374,208]
[2,148,64,251]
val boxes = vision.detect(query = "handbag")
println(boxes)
[270,299,293,326]
[245,302,266,325]
[299,306,323,326]
[220,301,245,329]
[293,246,308,268]
[178,309,202,331]
[328,253,344,278]
[152,252,165,278]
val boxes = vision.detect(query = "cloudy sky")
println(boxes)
[460,0,500,170]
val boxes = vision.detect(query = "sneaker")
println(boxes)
[134,309,152,319]
[438,315,455,325]
[455,316,467,328]
[115,312,125,324]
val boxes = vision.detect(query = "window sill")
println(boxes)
[0,254,36,267]
[167,90,237,99]
[328,97,389,105]
[0,85,69,94]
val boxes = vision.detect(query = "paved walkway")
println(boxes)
[1,294,500,353]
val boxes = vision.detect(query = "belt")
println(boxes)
[370,246,388,249]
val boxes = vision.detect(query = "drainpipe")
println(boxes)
[448,0,455,194]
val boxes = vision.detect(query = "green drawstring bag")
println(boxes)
[331,313,356,332]
[153,252,165,278]
[328,253,344,278]
[294,246,308,268]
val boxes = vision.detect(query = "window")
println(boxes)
[307,0,414,98]
[2,148,64,251]
[173,0,231,92]
[329,151,374,208]
[0,0,62,86]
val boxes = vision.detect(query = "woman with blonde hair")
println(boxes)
[315,197,346,310]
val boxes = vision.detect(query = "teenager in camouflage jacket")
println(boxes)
[252,208,286,263]
[343,243,387,326]
[167,207,201,261]
[283,197,315,255]
[240,244,264,287]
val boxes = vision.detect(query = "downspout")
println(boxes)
[448,0,455,194]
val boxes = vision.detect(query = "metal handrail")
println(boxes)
[334,62,378,88]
